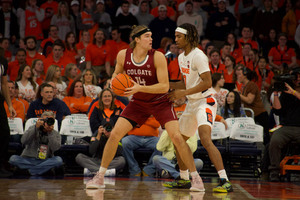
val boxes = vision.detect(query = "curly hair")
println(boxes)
[177,23,199,48]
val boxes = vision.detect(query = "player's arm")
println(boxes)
[185,71,212,96]
[112,49,126,79]
[169,74,186,89]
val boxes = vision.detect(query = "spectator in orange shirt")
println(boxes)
[63,79,92,114]
[39,25,59,57]
[220,42,231,64]
[25,36,45,66]
[236,43,253,70]
[106,27,129,67]
[4,81,26,122]
[255,56,274,92]
[7,48,27,81]
[85,29,111,77]
[0,38,12,62]
[226,33,242,59]
[237,26,259,50]
[76,30,90,59]
[268,33,297,73]
[223,55,236,91]
[151,0,177,21]
[209,49,226,74]
[32,59,45,85]
[121,116,161,176]
[64,32,80,64]
[14,83,29,114]
[43,39,73,75]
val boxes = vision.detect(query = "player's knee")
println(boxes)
[200,139,214,149]
[109,132,122,144]
[170,133,184,147]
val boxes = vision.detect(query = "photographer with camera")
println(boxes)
[268,68,300,181]
[9,111,63,176]
[76,89,125,176]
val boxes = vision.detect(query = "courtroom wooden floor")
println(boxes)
[1,175,300,200]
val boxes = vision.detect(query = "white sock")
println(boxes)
[190,171,199,179]
[99,167,107,174]
[218,169,229,181]
[180,170,189,180]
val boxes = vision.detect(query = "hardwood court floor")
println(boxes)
[1,176,300,200]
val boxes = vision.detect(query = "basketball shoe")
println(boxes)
[162,178,191,189]
[86,172,105,189]
[190,175,205,192]
[213,178,233,193]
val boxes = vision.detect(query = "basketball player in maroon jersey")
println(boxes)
[86,25,205,192]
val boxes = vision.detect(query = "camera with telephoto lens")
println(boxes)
[273,68,300,91]
[103,122,113,132]
[41,117,55,126]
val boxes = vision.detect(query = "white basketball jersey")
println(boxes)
[178,48,215,100]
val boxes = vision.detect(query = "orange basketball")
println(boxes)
[111,73,134,96]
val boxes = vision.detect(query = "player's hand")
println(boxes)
[168,89,186,101]
[8,106,16,119]
[124,79,140,96]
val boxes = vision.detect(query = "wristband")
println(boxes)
[274,94,278,96]
[293,90,296,95]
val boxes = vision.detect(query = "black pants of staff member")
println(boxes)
[0,95,10,169]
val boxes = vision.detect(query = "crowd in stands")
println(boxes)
[1,0,300,181]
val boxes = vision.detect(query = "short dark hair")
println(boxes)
[52,39,65,51]
[24,36,37,45]
[36,83,54,99]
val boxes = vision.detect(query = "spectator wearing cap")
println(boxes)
[70,0,80,39]
[113,1,138,44]
[206,0,236,48]
[94,0,112,34]
[177,1,203,37]
[0,0,19,43]
[150,0,176,21]
[115,0,139,17]
[149,5,176,49]
[40,0,58,39]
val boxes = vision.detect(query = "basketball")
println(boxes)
[111,73,134,96]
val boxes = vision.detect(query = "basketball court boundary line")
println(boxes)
[234,183,255,199]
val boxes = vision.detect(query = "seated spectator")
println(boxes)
[85,29,111,76]
[32,59,45,85]
[64,32,80,64]
[249,49,260,71]
[220,42,231,64]
[115,0,139,17]
[209,49,226,74]
[63,63,80,90]
[235,66,269,145]
[150,0,177,21]
[255,57,274,92]
[38,25,59,57]
[205,42,215,59]
[76,89,125,175]
[199,38,210,51]
[220,91,246,119]
[50,1,75,41]
[156,37,173,55]
[121,116,160,177]
[165,42,179,65]
[236,43,253,70]
[45,65,67,100]
[212,73,229,113]
[14,83,29,115]
[268,69,300,181]
[82,69,102,99]
[89,88,122,133]
[226,33,241,59]
[268,33,297,74]
[27,83,71,128]
[135,0,154,26]
[9,111,63,176]
[43,39,73,75]
[262,28,278,58]
[223,55,236,90]
[4,81,26,122]
[63,80,92,114]
[7,48,27,81]
[76,30,90,59]
[0,38,12,62]
[237,26,259,50]
[168,48,182,82]
[25,36,45,66]
[153,97,203,179]
[15,64,39,103]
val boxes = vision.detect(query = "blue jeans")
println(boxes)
[121,135,160,176]
[9,155,63,175]
[152,155,203,179]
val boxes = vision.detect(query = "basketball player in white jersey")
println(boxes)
[167,23,233,193]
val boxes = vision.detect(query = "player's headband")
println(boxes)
[175,27,187,35]
[132,28,151,40]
